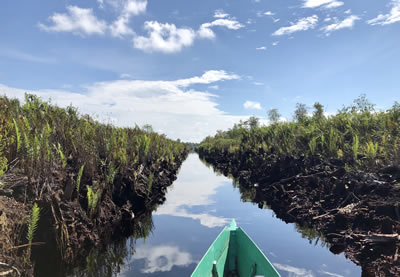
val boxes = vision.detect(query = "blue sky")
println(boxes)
[1,0,399,142]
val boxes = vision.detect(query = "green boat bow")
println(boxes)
[191,219,280,277]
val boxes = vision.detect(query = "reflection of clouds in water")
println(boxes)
[273,263,345,277]
[273,263,315,277]
[155,154,229,227]
[133,245,193,273]
[318,270,344,277]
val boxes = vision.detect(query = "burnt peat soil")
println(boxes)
[199,149,400,276]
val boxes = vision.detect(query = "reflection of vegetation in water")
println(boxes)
[74,240,128,277]
[68,212,154,277]
[294,224,329,249]
[201,158,329,250]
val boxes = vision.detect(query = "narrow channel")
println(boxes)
[66,153,361,276]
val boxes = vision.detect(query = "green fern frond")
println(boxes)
[76,164,85,194]
[27,203,40,244]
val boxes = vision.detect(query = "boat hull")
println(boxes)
[191,220,280,277]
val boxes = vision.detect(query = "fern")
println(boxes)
[76,164,85,195]
[54,143,67,168]
[87,185,100,214]
[309,137,317,156]
[13,119,21,152]
[27,203,40,244]
[352,135,359,161]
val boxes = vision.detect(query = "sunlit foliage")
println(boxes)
[0,94,187,217]
[199,96,400,170]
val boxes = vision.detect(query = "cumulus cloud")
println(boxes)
[133,21,196,53]
[0,70,241,142]
[39,3,243,53]
[110,0,147,37]
[39,1,147,37]
[324,1,344,9]
[321,15,360,35]
[273,15,318,36]
[244,101,262,110]
[38,5,107,35]
[198,18,244,39]
[367,0,400,26]
[256,46,267,50]
[264,11,275,16]
[214,10,229,18]
[303,0,343,9]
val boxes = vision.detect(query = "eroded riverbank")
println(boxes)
[41,153,360,277]
[198,150,400,276]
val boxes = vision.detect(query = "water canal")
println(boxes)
[46,153,361,277]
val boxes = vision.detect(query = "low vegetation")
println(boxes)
[199,95,400,170]
[0,94,186,204]
[0,94,187,275]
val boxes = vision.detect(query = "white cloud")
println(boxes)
[198,18,244,39]
[344,9,352,14]
[272,41,279,46]
[123,0,147,16]
[214,10,229,18]
[110,16,134,37]
[133,21,196,53]
[38,6,107,35]
[324,1,344,9]
[253,82,264,85]
[303,0,343,9]
[256,46,267,50]
[208,85,219,90]
[109,0,147,37]
[321,15,360,35]
[0,70,241,142]
[367,0,400,26]
[244,100,262,110]
[264,11,275,16]
[39,1,147,38]
[272,15,318,36]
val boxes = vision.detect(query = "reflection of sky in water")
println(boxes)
[120,245,193,275]
[154,153,230,228]
[118,154,360,277]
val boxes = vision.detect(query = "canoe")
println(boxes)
[191,219,280,277]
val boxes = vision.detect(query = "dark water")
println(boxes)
[63,153,361,277]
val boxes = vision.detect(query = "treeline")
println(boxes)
[199,95,400,170]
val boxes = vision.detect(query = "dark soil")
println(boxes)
[0,152,188,276]
[199,150,400,276]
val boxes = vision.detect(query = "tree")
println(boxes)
[294,103,308,122]
[142,124,153,133]
[246,116,260,130]
[352,94,375,113]
[268,108,281,123]
[313,102,324,120]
